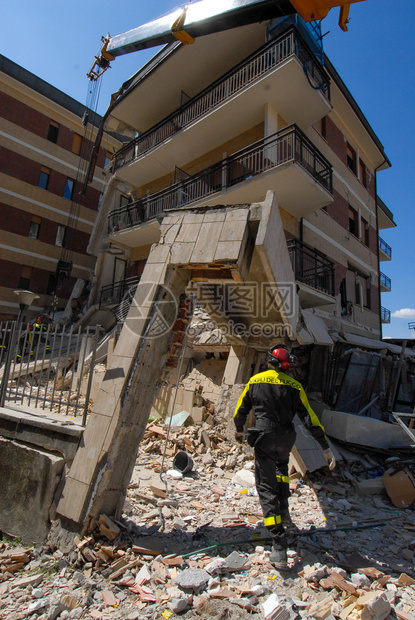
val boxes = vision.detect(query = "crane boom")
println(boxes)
[106,0,365,59]
[107,0,296,57]
[88,0,366,79]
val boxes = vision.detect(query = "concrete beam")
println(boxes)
[254,190,299,339]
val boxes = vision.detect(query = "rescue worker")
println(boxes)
[23,316,52,357]
[233,344,335,569]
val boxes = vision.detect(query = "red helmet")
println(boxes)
[268,345,291,370]
[37,317,43,324]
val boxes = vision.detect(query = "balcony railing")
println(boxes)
[378,236,392,259]
[108,125,333,233]
[99,276,140,309]
[111,27,330,173]
[381,306,391,323]
[287,238,335,297]
[380,272,391,290]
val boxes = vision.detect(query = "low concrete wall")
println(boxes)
[0,408,84,544]
[0,437,64,544]
[0,408,82,461]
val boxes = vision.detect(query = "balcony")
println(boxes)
[112,28,331,187]
[378,236,392,261]
[287,238,335,308]
[99,276,140,309]
[108,125,333,244]
[380,272,391,293]
[381,306,391,324]
[377,196,396,230]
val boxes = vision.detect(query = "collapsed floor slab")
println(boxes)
[56,193,298,533]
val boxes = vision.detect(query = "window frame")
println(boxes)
[71,133,83,155]
[28,220,41,240]
[18,266,32,290]
[55,225,66,247]
[348,206,359,237]
[64,178,75,200]
[47,120,60,144]
[346,143,357,175]
[38,166,51,190]
[359,159,368,188]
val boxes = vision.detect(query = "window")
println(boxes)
[354,273,369,308]
[18,266,32,290]
[359,159,367,188]
[55,225,66,247]
[64,179,74,200]
[47,121,60,143]
[28,215,41,239]
[314,116,327,139]
[38,166,51,190]
[71,133,83,155]
[361,217,370,247]
[346,143,356,174]
[348,206,358,236]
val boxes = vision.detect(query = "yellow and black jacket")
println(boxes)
[234,368,328,449]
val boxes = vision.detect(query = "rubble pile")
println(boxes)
[1,418,415,619]
[6,381,92,417]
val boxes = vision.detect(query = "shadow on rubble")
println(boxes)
[118,477,414,580]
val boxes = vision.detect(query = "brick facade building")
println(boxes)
[0,55,120,320]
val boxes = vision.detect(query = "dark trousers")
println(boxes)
[254,426,296,535]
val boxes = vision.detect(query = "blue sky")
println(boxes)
[2,1,414,338]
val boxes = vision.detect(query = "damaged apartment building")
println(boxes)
[53,11,415,528]
[83,16,415,421]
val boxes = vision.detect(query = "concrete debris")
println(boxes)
[1,417,415,619]
[232,468,256,488]
[175,568,211,592]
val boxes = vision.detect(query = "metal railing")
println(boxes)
[380,272,391,290]
[111,28,330,172]
[0,322,100,422]
[287,238,335,297]
[99,276,140,309]
[378,236,392,259]
[381,306,391,323]
[108,124,333,233]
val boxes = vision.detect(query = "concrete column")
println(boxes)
[264,102,280,137]
[57,252,189,527]
[222,346,245,386]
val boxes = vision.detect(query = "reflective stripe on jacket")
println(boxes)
[233,368,328,449]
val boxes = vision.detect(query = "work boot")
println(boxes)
[281,509,292,526]
[269,531,288,570]
[281,510,298,533]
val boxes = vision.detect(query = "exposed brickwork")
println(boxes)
[0,203,90,254]
[0,146,101,210]
[1,90,99,158]
[0,260,21,289]
[1,90,50,139]
[0,202,32,236]
[0,257,77,301]
[326,115,345,164]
